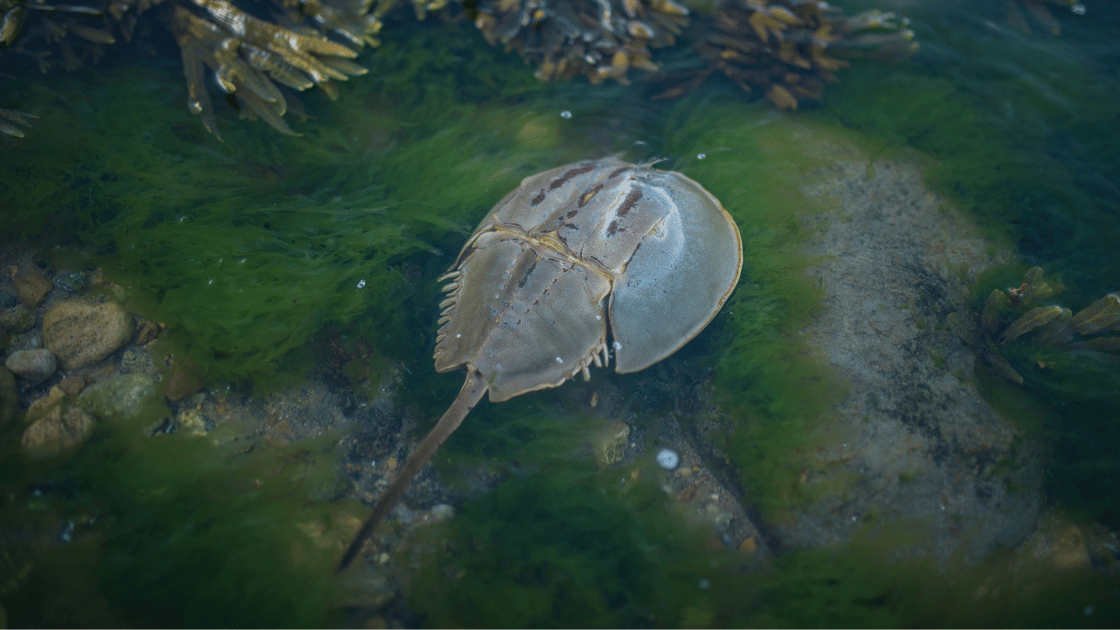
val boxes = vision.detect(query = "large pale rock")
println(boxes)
[5,348,57,385]
[22,405,95,455]
[77,372,161,420]
[787,153,1039,562]
[42,299,134,370]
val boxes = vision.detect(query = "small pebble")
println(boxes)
[0,290,16,308]
[655,448,680,470]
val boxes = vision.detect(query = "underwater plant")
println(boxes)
[471,0,690,84]
[0,0,381,137]
[960,266,1120,385]
[3,0,922,137]
[0,107,36,137]
[671,0,917,109]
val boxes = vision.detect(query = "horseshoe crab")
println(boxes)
[338,156,742,571]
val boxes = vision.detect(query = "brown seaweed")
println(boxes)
[686,0,917,109]
[472,0,689,84]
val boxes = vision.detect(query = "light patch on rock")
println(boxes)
[788,151,1040,562]
[77,372,163,420]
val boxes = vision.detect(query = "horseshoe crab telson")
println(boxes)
[338,157,743,571]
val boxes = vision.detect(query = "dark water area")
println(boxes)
[1,0,1120,626]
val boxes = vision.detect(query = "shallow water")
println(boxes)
[1,0,1119,626]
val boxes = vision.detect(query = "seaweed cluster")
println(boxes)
[1,0,381,138]
[687,0,916,109]
[970,267,1120,384]
[3,0,921,136]
[472,0,689,84]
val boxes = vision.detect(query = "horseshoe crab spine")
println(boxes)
[337,369,488,573]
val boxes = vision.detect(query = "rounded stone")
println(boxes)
[13,269,52,308]
[58,374,86,396]
[4,348,57,386]
[77,372,162,420]
[42,299,135,370]
[21,406,95,455]
[165,356,202,402]
[0,290,16,308]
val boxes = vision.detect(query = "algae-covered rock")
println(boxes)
[21,405,96,455]
[790,150,1038,562]
[5,348,57,385]
[0,306,35,336]
[13,269,52,308]
[42,298,134,370]
[592,422,631,467]
[120,347,155,374]
[165,355,202,402]
[77,372,162,420]
[0,367,18,426]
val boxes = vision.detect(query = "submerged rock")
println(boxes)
[77,372,162,420]
[42,298,134,370]
[0,306,35,336]
[789,152,1038,562]
[165,355,202,402]
[22,405,96,455]
[5,348,57,385]
[592,422,631,467]
[13,269,52,308]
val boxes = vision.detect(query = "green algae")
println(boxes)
[0,413,359,627]
[409,471,724,628]
[2,6,1120,627]
[655,100,850,520]
[0,22,591,392]
[411,472,1120,628]
[824,1,1120,297]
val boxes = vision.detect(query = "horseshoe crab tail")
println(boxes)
[336,369,488,573]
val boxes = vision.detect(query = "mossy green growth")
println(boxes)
[0,21,590,393]
[823,1,1120,298]
[409,468,747,628]
[411,467,1120,628]
[653,99,850,520]
[0,416,360,628]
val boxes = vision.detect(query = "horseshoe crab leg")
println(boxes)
[337,369,488,573]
